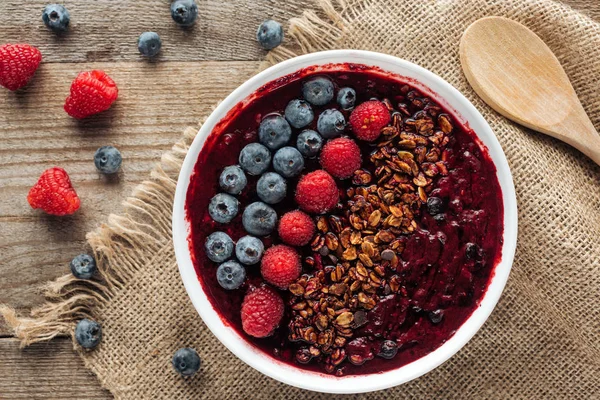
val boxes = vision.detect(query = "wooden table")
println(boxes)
[0,1,597,398]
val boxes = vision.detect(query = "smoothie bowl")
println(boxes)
[172,50,517,393]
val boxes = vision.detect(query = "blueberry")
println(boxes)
[427,197,444,215]
[465,243,480,260]
[235,235,264,265]
[273,146,304,178]
[137,32,161,57]
[317,109,346,138]
[171,0,198,26]
[427,309,444,325]
[239,143,271,176]
[75,319,102,349]
[258,114,292,150]
[204,231,234,263]
[208,193,239,223]
[219,165,247,195]
[42,4,70,32]
[216,260,246,290]
[337,87,356,110]
[256,20,284,50]
[242,202,277,236]
[172,348,201,376]
[256,172,287,204]
[94,146,122,174]
[296,130,323,157]
[302,76,334,106]
[70,254,96,279]
[377,340,398,359]
[284,99,314,129]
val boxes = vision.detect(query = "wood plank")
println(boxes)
[0,60,260,336]
[0,337,112,399]
[0,0,313,63]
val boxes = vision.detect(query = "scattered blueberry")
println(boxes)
[239,143,271,176]
[171,0,198,26]
[219,165,247,195]
[256,20,284,50]
[296,130,323,157]
[70,254,97,279]
[258,114,292,150]
[172,348,201,376]
[257,172,287,204]
[94,146,122,174]
[302,76,334,106]
[273,146,304,178]
[208,193,239,223]
[137,32,161,57]
[428,309,444,325]
[337,87,356,110]
[204,231,234,263]
[284,99,314,129]
[216,260,246,290]
[75,319,102,349]
[235,235,264,265]
[317,109,345,138]
[242,202,277,236]
[427,197,444,215]
[42,4,70,32]
[377,340,398,359]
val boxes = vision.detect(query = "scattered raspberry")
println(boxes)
[295,170,339,214]
[241,285,284,338]
[64,70,118,119]
[349,100,391,142]
[0,44,42,91]
[260,245,302,289]
[319,137,362,179]
[27,167,80,216]
[278,210,315,247]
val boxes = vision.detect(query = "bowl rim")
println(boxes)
[172,49,518,394]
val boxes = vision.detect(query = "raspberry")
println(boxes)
[349,100,391,142]
[260,245,301,289]
[241,285,284,338]
[319,137,362,179]
[0,44,42,91]
[64,70,118,119]
[27,167,80,216]
[278,210,315,246]
[295,170,339,214]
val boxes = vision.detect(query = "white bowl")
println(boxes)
[172,50,517,394]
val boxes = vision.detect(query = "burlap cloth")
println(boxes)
[1,0,599,398]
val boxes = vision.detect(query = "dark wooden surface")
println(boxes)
[0,1,598,398]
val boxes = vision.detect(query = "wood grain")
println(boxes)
[0,0,313,63]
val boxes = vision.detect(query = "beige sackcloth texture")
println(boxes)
[2,0,600,398]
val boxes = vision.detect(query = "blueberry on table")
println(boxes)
[377,340,398,359]
[242,202,277,236]
[302,76,334,106]
[235,235,264,265]
[317,109,346,138]
[171,0,198,26]
[256,20,284,50]
[70,254,97,279]
[138,32,162,57]
[285,99,314,129]
[94,146,122,174]
[296,129,323,157]
[273,146,304,178]
[172,348,201,376]
[337,87,356,110]
[258,114,292,150]
[204,231,234,263]
[239,143,271,176]
[75,319,102,349]
[256,172,287,204]
[208,193,239,223]
[219,165,247,195]
[216,260,246,290]
[42,4,70,32]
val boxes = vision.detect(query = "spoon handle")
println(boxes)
[548,108,600,167]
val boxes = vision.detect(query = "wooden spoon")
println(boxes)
[459,16,600,166]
